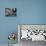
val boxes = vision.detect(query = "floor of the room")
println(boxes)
[0,40,46,46]
[19,40,46,46]
[0,44,18,46]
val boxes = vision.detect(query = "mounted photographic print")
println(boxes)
[5,8,17,16]
[18,24,46,41]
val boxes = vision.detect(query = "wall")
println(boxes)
[0,0,46,44]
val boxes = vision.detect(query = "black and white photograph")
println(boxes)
[5,8,17,16]
[18,25,46,46]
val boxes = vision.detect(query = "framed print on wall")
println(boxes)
[18,24,46,41]
[5,8,17,16]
